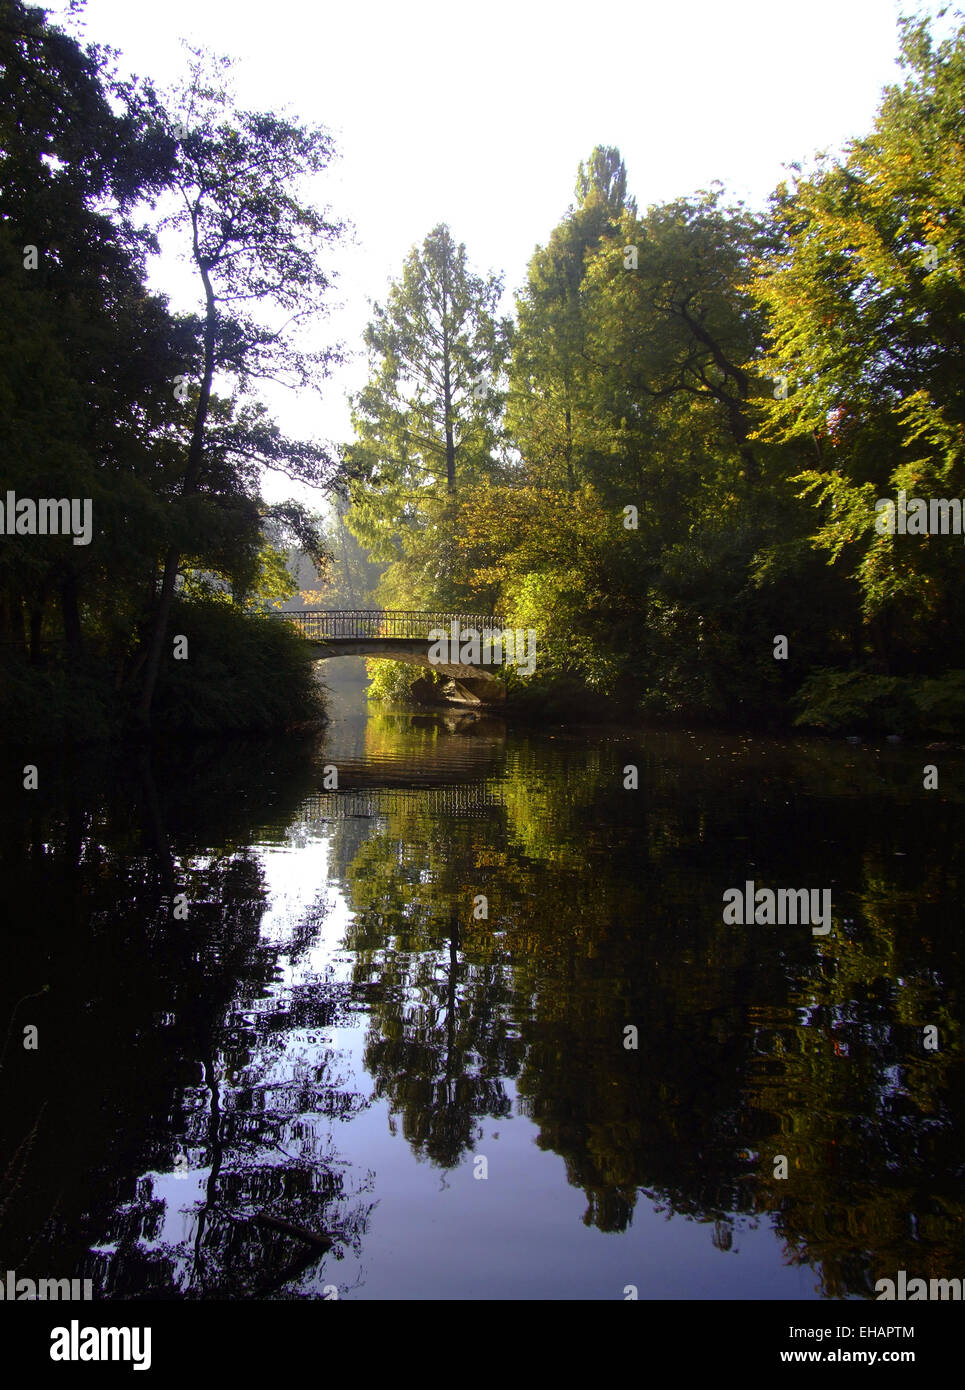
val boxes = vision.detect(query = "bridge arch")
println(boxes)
[272,610,511,704]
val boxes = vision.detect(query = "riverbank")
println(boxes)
[374,664,965,744]
[0,602,327,746]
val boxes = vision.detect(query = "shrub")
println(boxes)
[793,668,965,737]
[911,670,965,735]
[365,658,446,704]
[0,655,114,743]
[150,600,326,733]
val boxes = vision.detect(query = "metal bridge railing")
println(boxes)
[273,610,505,641]
[296,783,501,824]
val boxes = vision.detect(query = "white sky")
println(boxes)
[49,0,954,510]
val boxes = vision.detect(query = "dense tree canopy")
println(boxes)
[3,0,965,738]
[751,11,965,678]
[345,224,509,612]
[0,1,344,738]
[349,17,965,731]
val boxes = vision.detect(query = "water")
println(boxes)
[2,678,964,1300]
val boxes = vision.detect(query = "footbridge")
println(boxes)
[272,610,512,704]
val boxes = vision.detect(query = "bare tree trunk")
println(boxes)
[0,589,27,657]
[564,403,574,491]
[444,407,455,491]
[60,571,83,661]
[442,338,455,491]
[136,255,217,726]
[27,590,46,666]
[441,240,456,493]
[136,545,180,724]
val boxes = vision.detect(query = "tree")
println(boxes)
[345,224,509,609]
[506,145,634,492]
[135,49,345,722]
[483,160,847,719]
[750,11,965,672]
[0,0,181,668]
[298,494,383,609]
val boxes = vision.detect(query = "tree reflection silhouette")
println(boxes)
[0,739,374,1298]
[332,729,965,1293]
[3,725,965,1299]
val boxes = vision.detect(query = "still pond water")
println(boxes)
[2,672,964,1300]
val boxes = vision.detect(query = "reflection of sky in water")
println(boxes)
[53,706,965,1298]
[98,830,816,1299]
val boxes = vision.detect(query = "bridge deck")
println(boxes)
[273,610,505,642]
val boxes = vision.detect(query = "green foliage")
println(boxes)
[750,10,965,664]
[134,49,345,719]
[345,223,510,610]
[0,601,324,743]
[794,668,965,736]
[365,659,445,704]
[242,542,299,610]
[0,6,339,737]
[448,173,836,723]
[793,670,917,735]
[151,601,325,733]
[911,670,965,734]
[0,654,115,744]
[5,1,965,734]
[0,0,185,671]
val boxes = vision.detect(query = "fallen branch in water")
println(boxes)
[225,1210,336,1251]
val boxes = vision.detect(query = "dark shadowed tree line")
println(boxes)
[0,0,342,739]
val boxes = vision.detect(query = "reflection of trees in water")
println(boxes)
[739,857,965,1298]
[333,735,965,1295]
[343,818,522,1167]
[4,722,965,1299]
[0,738,374,1298]
[92,967,376,1300]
